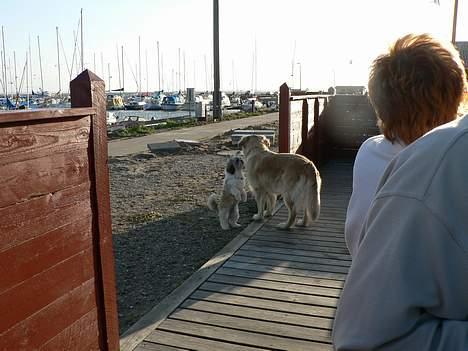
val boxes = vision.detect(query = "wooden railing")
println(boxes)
[278,82,331,164]
[279,82,380,165]
[0,70,119,350]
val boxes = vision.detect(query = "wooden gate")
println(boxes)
[0,70,119,350]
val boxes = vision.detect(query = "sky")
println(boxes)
[0,0,467,94]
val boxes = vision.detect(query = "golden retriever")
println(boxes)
[239,135,321,229]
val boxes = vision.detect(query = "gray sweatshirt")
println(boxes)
[333,115,468,350]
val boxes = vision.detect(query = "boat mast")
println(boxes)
[37,35,44,95]
[116,44,121,90]
[161,54,164,91]
[204,54,208,91]
[145,49,148,94]
[193,59,196,91]
[80,8,84,71]
[157,41,161,91]
[121,45,125,92]
[254,39,257,93]
[107,62,111,91]
[28,35,32,94]
[291,40,296,87]
[26,53,29,108]
[13,51,18,98]
[2,26,7,99]
[0,50,4,97]
[100,52,104,80]
[177,48,181,92]
[183,51,186,92]
[56,27,61,94]
[138,36,141,94]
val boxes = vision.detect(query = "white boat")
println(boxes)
[161,94,185,111]
[124,95,147,110]
[241,98,263,112]
[144,91,166,110]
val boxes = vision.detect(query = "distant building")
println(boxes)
[455,41,468,69]
[334,86,367,95]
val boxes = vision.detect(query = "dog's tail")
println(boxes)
[306,166,321,221]
[207,194,218,212]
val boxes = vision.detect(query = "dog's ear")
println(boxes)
[226,159,235,174]
[261,136,270,148]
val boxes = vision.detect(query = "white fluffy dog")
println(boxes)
[239,135,321,229]
[207,156,247,230]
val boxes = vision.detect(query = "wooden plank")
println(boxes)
[0,182,93,251]
[235,250,350,267]
[251,235,348,249]
[264,219,345,231]
[190,290,336,318]
[0,278,97,350]
[198,282,339,307]
[229,255,349,274]
[120,204,282,351]
[0,247,95,333]
[0,147,90,208]
[208,273,343,297]
[170,308,332,343]
[241,244,351,261]
[253,232,346,245]
[72,69,120,351]
[180,299,334,329]
[248,239,349,255]
[0,116,91,165]
[157,319,332,351]
[135,341,190,351]
[0,215,93,295]
[39,308,100,351]
[254,229,346,243]
[216,267,345,289]
[145,330,268,351]
[0,107,95,124]
[223,261,347,280]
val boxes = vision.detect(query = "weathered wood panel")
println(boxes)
[0,70,118,350]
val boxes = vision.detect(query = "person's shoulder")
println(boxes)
[377,115,468,198]
[355,135,384,157]
[355,134,402,162]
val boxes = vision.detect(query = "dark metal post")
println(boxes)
[213,0,221,119]
[452,0,458,43]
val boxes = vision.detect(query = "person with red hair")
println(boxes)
[345,33,466,258]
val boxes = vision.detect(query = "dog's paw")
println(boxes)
[252,214,263,221]
[295,219,308,227]
[231,222,242,228]
[277,222,291,230]
[263,210,272,217]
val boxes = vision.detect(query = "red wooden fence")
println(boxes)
[0,70,119,350]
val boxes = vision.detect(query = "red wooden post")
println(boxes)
[301,99,309,148]
[279,83,290,153]
[71,70,120,351]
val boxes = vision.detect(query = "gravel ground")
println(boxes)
[110,122,278,334]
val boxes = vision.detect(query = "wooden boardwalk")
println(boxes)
[121,160,353,351]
